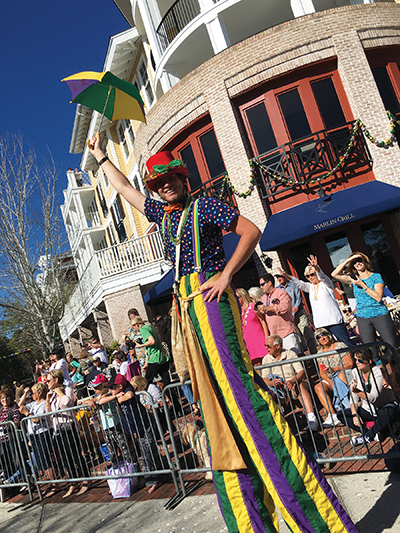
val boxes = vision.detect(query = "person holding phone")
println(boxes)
[332,252,398,360]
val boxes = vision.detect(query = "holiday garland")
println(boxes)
[1,348,31,360]
[219,110,400,200]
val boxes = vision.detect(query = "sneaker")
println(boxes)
[322,414,340,428]
[374,433,380,442]
[351,435,371,446]
[308,419,319,432]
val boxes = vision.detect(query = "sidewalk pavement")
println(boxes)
[1,471,399,532]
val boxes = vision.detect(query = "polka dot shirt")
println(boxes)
[144,196,239,276]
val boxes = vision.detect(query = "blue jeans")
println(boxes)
[326,322,355,347]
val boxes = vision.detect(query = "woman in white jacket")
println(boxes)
[278,255,353,347]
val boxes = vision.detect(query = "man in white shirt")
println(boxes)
[261,334,318,431]
[88,339,109,365]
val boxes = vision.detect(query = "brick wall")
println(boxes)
[134,3,400,241]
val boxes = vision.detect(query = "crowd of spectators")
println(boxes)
[1,250,400,499]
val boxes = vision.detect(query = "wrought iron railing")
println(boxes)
[156,0,201,53]
[253,121,373,201]
[190,173,238,210]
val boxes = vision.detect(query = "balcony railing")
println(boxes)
[85,211,101,228]
[191,173,238,210]
[156,0,201,53]
[253,122,373,202]
[74,171,92,188]
[94,231,164,278]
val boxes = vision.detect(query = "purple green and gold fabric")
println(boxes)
[179,271,357,533]
[62,71,145,123]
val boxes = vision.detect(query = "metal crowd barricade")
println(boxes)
[0,421,33,502]
[161,381,211,507]
[17,391,178,501]
[160,341,400,505]
[254,341,400,466]
[3,342,400,504]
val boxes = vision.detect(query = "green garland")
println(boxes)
[358,110,399,147]
[219,110,400,199]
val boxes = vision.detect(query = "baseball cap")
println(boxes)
[110,374,128,388]
[91,374,110,387]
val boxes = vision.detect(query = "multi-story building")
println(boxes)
[59,29,171,354]
[61,0,400,351]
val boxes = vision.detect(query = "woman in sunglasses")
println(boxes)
[277,255,353,347]
[332,252,398,361]
[337,349,398,445]
[313,328,353,427]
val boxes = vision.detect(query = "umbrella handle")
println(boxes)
[86,87,112,149]
[98,86,112,134]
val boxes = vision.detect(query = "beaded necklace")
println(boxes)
[312,282,321,300]
[360,369,372,393]
[166,194,193,245]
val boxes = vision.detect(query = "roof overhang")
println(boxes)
[69,27,141,168]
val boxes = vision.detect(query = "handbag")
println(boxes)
[105,461,139,498]
[126,360,141,382]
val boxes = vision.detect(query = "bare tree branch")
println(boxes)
[0,133,74,355]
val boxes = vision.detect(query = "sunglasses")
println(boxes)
[356,358,368,364]
[305,273,316,279]
[260,282,266,287]
[265,344,272,349]
[316,333,328,340]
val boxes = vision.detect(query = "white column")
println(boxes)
[137,0,163,63]
[205,15,231,54]
[290,0,315,18]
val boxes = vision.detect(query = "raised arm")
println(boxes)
[88,133,146,215]
[278,267,310,293]
[331,256,354,284]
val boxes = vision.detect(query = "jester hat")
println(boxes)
[144,151,188,192]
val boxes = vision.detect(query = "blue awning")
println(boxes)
[144,232,240,304]
[260,181,400,251]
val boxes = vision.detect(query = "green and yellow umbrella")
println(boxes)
[62,70,146,126]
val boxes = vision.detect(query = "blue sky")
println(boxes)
[0,1,129,177]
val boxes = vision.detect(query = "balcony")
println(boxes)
[73,171,92,188]
[190,173,238,211]
[95,231,164,277]
[253,122,373,208]
[156,0,201,53]
[85,211,101,228]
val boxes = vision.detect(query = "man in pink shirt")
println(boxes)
[259,273,301,354]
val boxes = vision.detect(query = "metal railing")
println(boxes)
[2,343,399,505]
[156,0,201,52]
[191,173,238,210]
[163,342,400,500]
[254,121,373,202]
[94,230,164,277]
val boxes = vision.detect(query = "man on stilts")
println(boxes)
[88,135,357,533]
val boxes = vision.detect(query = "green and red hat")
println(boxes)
[144,151,188,192]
